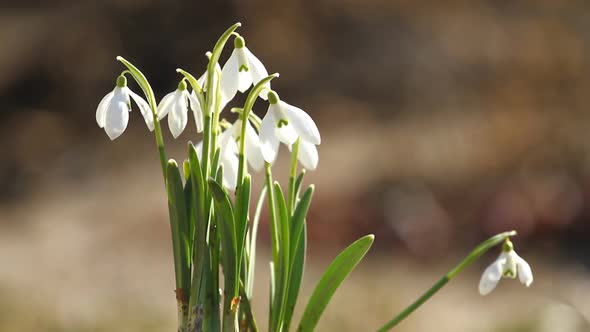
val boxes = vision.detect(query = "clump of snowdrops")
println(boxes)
[96,23,533,332]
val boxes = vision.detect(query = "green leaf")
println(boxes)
[183,160,195,257]
[246,186,267,298]
[282,222,306,332]
[208,178,238,291]
[290,186,314,260]
[271,182,291,331]
[166,160,191,293]
[235,175,251,274]
[293,170,306,204]
[209,177,240,331]
[187,143,208,318]
[297,234,375,332]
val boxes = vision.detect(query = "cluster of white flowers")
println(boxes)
[96,34,321,189]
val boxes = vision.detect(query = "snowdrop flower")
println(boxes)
[96,75,153,140]
[221,36,270,103]
[479,240,533,295]
[195,127,239,190]
[157,80,202,138]
[259,91,321,170]
[230,118,265,171]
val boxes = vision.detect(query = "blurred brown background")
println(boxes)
[2,1,590,331]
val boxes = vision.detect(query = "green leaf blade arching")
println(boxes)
[166,160,191,291]
[297,234,375,332]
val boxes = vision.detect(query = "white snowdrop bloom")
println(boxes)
[259,91,321,169]
[96,75,153,140]
[230,118,265,171]
[195,128,239,190]
[158,80,202,138]
[220,36,270,103]
[290,140,319,171]
[479,241,533,296]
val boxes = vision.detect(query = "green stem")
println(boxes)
[264,163,280,285]
[287,139,300,215]
[236,73,279,191]
[375,230,517,332]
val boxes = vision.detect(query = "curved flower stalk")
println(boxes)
[259,91,321,170]
[479,239,533,295]
[221,35,270,103]
[96,75,153,140]
[157,80,203,138]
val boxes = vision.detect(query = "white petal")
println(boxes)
[104,95,130,140]
[221,49,240,102]
[168,92,188,138]
[236,48,254,93]
[479,258,504,296]
[221,152,239,190]
[276,123,298,145]
[189,91,204,133]
[297,140,319,170]
[245,47,270,99]
[96,90,114,128]
[195,140,203,160]
[259,108,280,163]
[128,89,154,131]
[244,120,265,171]
[280,101,321,145]
[157,91,176,120]
[514,253,534,287]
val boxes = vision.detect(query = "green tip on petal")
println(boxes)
[502,239,514,252]
[268,90,279,104]
[234,35,245,48]
[178,80,187,91]
[277,119,289,128]
[116,75,127,87]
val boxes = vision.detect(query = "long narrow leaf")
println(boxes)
[290,186,314,260]
[209,178,240,331]
[297,234,375,332]
[283,222,307,331]
[271,182,290,331]
[166,160,191,290]
[246,186,267,298]
[235,175,251,273]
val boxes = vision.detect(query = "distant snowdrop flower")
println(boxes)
[259,91,321,170]
[221,35,270,103]
[96,75,153,140]
[158,80,202,138]
[230,118,265,171]
[479,240,533,295]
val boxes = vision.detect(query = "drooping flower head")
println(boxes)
[157,80,202,138]
[221,35,270,103]
[96,75,153,140]
[259,91,321,170]
[479,239,533,295]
